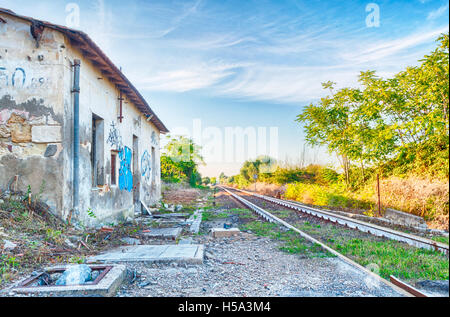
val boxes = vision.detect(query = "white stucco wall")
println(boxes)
[0,13,163,227]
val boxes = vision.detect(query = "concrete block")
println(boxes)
[153,213,189,218]
[178,237,193,245]
[142,227,182,239]
[189,210,202,234]
[384,208,427,228]
[31,125,62,143]
[211,228,240,238]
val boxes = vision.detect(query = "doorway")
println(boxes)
[132,135,140,213]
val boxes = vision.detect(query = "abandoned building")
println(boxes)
[0,8,169,226]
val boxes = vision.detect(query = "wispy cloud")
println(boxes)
[9,0,446,105]
[427,3,449,20]
[340,26,449,64]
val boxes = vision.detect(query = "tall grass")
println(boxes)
[284,182,374,211]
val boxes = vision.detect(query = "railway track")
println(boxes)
[218,186,432,297]
[221,186,449,255]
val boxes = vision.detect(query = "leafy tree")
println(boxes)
[202,177,210,185]
[160,135,204,187]
[297,34,449,182]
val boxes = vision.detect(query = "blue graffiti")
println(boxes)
[11,67,26,87]
[118,146,133,192]
[0,67,8,87]
[141,150,151,182]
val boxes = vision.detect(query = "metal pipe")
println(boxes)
[377,173,381,217]
[72,59,81,216]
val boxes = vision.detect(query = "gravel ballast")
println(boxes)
[115,232,404,297]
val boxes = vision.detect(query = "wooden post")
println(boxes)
[377,174,381,217]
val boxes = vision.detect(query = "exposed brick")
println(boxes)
[10,123,31,143]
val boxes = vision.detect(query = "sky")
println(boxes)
[2,0,449,177]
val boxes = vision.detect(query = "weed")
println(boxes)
[240,221,332,258]
[0,254,20,284]
[86,207,96,218]
[69,256,86,264]
[431,236,449,245]
[45,228,63,243]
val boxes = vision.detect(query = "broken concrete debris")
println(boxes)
[121,237,141,245]
[55,264,92,286]
[2,239,17,250]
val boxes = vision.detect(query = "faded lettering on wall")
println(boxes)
[0,66,50,90]
[141,150,151,183]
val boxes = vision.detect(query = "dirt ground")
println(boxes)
[161,183,202,205]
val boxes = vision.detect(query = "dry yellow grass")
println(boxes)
[241,177,449,231]
[244,182,286,197]
[378,177,449,230]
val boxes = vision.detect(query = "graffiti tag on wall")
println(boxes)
[141,150,151,183]
[118,146,133,192]
[107,121,132,191]
[151,131,158,146]
[106,121,123,151]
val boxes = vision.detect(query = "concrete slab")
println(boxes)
[11,264,126,297]
[189,210,202,234]
[211,228,240,238]
[178,237,193,244]
[88,244,204,264]
[153,213,189,218]
[142,227,182,239]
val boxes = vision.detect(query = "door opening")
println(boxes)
[132,135,140,213]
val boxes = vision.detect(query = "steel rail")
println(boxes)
[219,186,414,297]
[223,186,448,255]
[389,276,428,297]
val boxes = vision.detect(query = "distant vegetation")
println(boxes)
[222,34,449,229]
[160,135,204,187]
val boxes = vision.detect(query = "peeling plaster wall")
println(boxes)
[0,13,162,227]
[0,14,66,215]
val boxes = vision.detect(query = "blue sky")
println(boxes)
[3,0,449,177]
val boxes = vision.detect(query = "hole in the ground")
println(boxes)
[17,265,113,288]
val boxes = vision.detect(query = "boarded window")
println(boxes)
[151,146,156,184]
[91,113,104,187]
